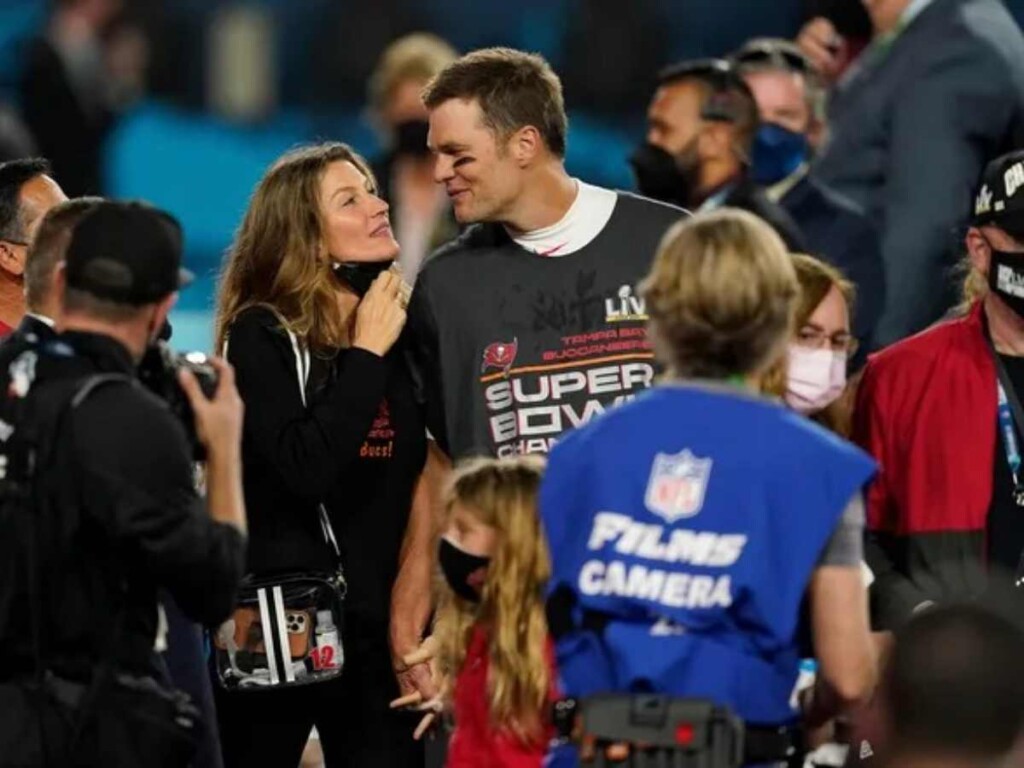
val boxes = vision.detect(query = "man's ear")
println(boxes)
[966,226,992,279]
[0,240,25,278]
[699,122,733,163]
[155,292,178,333]
[510,125,542,168]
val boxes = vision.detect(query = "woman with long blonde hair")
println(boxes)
[213,141,425,768]
[427,455,557,767]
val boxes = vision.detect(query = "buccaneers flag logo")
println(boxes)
[481,338,518,377]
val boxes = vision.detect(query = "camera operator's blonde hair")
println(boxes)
[640,208,798,380]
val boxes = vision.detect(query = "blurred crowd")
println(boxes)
[3,1,1024,768]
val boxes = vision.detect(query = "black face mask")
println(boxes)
[438,538,490,603]
[629,141,699,208]
[394,119,431,158]
[333,260,393,298]
[989,248,1024,318]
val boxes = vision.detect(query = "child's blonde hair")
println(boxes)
[434,454,551,744]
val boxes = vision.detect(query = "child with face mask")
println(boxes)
[763,253,856,435]
[392,455,558,768]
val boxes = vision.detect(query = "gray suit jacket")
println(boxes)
[815,0,1024,346]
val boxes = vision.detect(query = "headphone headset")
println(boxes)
[657,58,751,123]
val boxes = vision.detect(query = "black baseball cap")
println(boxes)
[971,150,1024,238]
[65,201,193,305]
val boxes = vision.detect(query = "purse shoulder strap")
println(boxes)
[282,329,343,564]
[222,320,343,567]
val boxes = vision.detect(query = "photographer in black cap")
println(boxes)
[0,200,247,768]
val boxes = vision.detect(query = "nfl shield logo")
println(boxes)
[644,450,713,523]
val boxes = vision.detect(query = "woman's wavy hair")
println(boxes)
[434,455,551,745]
[761,253,856,436]
[215,142,375,353]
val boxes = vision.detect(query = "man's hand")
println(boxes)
[178,356,243,460]
[396,657,438,703]
[391,637,443,740]
[797,16,846,83]
[180,357,246,534]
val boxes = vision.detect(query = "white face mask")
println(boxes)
[785,346,847,414]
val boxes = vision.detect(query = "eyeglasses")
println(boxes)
[0,237,28,247]
[732,44,810,75]
[795,326,858,355]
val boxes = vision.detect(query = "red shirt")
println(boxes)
[0,319,14,338]
[855,302,995,536]
[853,303,996,627]
[447,624,559,768]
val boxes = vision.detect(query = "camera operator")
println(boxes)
[0,200,247,768]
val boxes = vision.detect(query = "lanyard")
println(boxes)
[997,375,1024,583]
[993,352,1024,507]
[998,381,1022,482]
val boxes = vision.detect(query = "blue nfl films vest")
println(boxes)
[540,385,876,728]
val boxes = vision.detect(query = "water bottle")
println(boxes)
[314,610,343,671]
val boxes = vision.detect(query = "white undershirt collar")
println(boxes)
[507,179,617,257]
[26,312,55,328]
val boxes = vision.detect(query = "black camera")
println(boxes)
[138,341,218,460]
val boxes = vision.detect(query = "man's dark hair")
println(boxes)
[26,196,102,312]
[0,157,51,242]
[657,59,760,156]
[63,288,149,323]
[884,604,1024,762]
[422,47,568,158]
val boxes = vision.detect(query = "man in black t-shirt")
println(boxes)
[392,47,684,715]
[408,47,685,460]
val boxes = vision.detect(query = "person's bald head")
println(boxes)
[26,196,104,320]
[0,158,68,284]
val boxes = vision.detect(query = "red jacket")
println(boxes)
[853,302,994,629]
[447,625,558,768]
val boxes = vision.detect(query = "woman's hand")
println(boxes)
[352,270,408,357]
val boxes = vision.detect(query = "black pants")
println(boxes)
[214,628,423,768]
[161,593,223,768]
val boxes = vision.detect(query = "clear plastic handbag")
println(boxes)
[212,572,345,691]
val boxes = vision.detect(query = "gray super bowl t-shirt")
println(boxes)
[407,191,686,459]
